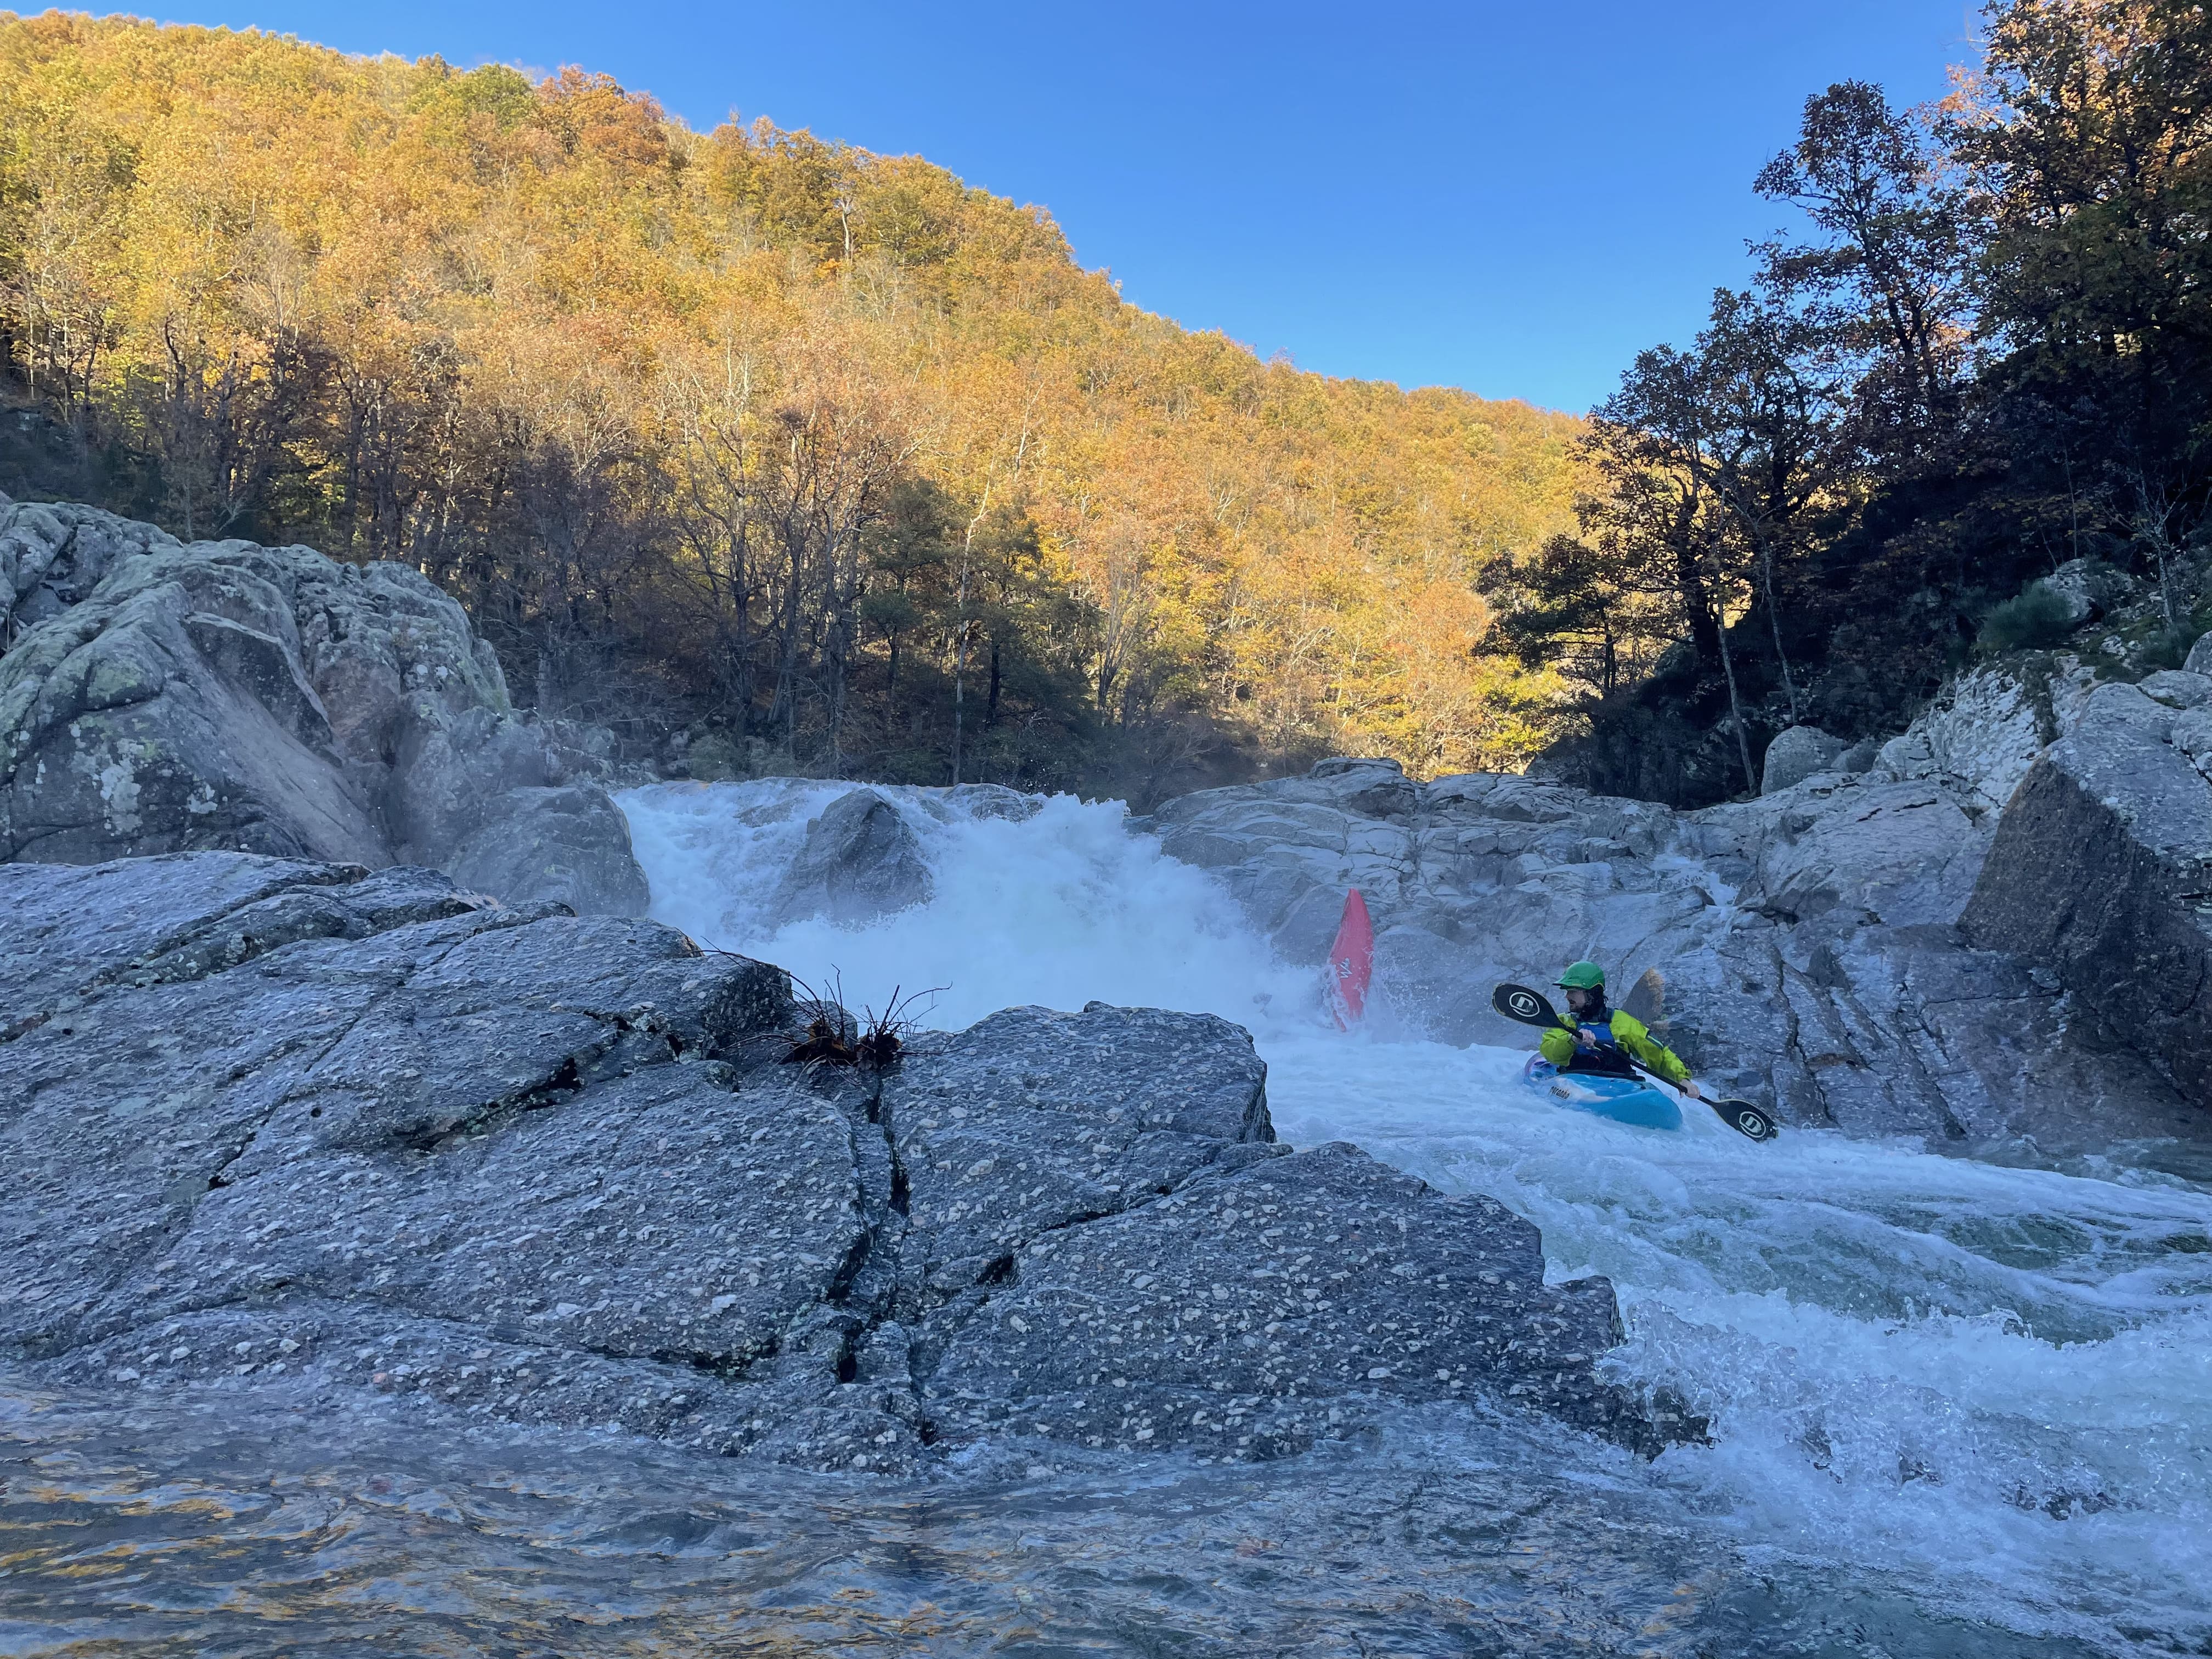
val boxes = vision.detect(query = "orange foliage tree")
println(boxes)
[0,12,1588,794]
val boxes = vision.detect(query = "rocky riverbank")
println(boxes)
[1138,687,2209,1146]
[0,850,1681,1469]
[4,496,2203,1485]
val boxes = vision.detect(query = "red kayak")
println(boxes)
[1326,888,1374,1028]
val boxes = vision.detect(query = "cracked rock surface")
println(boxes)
[0,852,1672,1471]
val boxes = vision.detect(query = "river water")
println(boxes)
[4,778,2208,1656]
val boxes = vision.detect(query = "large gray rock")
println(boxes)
[771,787,932,926]
[1759,725,1845,794]
[1148,755,2198,1146]
[0,494,646,913]
[0,853,1671,1468]
[925,1139,1673,1457]
[445,784,651,918]
[1870,661,2098,816]
[1963,682,2212,1107]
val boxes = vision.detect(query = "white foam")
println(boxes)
[619,778,2212,1651]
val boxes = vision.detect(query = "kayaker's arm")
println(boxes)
[1538,1024,1578,1067]
[1612,1012,1698,1094]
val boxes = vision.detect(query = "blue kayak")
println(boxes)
[1520,1054,1684,1131]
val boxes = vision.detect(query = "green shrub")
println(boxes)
[2140,627,2202,671]
[1976,584,2075,654]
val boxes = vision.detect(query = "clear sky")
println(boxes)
[140,0,1979,411]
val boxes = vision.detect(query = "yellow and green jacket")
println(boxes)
[1539,1007,1692,1086]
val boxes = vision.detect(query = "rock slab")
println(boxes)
[1963,681,2212,1106]
[0,854,1673,1469]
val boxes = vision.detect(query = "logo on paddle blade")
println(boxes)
[1506,990,1542,1019]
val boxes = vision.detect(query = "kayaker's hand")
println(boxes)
[1682,1081,1702,1102]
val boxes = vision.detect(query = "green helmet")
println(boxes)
[1555,960,1605,991]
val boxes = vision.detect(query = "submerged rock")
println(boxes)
[0,493,646,913]
[0,853,1672,1469]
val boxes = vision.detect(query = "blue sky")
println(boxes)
[149,0,1978,411]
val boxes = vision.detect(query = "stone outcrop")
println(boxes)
[1760,724,1845,794]
[1139,740,2199,1143]
[0,493,646,913]
[2038,557,2139,628]
[1963,678,2212,1105]
[0,852,1674,1469]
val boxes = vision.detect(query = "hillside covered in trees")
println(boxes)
[0,11,1583,800]
[1488,0,2212,805]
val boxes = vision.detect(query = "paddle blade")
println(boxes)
[1492,983,1560,1029]
[1711,1097,1779,1142]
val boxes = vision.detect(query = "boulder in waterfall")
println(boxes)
[2187,633,2212,675]
[1760,725,1846,794]
[0,493,647,913]
[771,787,933,926]
[1962,680,2212,1108]
[941,782,1045,822]
[1,853,1678,1469]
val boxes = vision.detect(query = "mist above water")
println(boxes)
[620,778,2212,1656]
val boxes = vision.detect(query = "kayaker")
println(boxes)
[1541,961,1702,1102]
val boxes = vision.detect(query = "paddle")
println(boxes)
[1491,982,1779,1143]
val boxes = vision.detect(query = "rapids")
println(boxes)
[616,778,2212,1656]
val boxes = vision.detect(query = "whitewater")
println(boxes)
[622,777,2212,1656]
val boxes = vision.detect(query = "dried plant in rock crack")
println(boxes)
[778,971,862,1067]
[854,984,945,1071]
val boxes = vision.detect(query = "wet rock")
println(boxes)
[888,1003,1274,1300]
[0,495,646,912]
[1760,725,1846,794]
[0,853,1669,1468]
[927,1140,1662,1458]
[941,783,1043,823]
[0,851,484,1028]
[771,788,932,926]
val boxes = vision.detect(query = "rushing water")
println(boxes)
[3,778,2208,1657]
[618,780,2212,1656]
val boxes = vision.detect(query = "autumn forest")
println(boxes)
[0,12,1583,800]
[4,3,2209,806]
